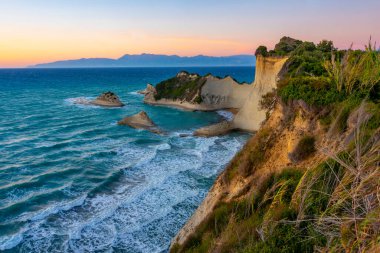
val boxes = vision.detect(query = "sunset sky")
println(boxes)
[1,0,379,68]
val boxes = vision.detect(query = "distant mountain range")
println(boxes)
[30,54,255,68]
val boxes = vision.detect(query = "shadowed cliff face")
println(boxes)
[233,56,288,131]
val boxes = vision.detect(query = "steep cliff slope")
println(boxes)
[171,99,380,253]
[170,37,380,252]
[171,101,325,249]
[233,56,288,131]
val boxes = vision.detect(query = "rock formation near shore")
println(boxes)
[193,121,233,137]
[118,111,161,134]
[143,72,251,111]
[91,91,125,107]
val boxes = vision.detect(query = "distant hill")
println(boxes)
[30,54,255,68]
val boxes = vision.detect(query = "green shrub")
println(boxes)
[271,36,302,56]
[317,40,335,52]
[255,46,268,57]
[288,136,316,162]
[259,90,276,111]
[242,223,314,253]
[154,73,206,102]
[193,95,203,104]
[278,76,344,106]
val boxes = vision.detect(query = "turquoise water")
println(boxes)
[0,67,254,252]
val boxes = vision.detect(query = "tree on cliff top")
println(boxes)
[255,46,268,57]
[255,37,302,57]
[270,36,303,56]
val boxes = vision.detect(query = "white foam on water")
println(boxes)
[217,110,235,121]
[156,143,171,151]
[128,91,144,96]
[29,195,87,222]
[64,97,94,106]
[1,183,72,210]
[0,232,24,251]
[64,97,123,110]
[1,130,248,252]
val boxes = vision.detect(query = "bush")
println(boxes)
[285,41,331,77]
[272,36,302,56]
[259,90,276,111]
[278,76,344,106]
[288,136,316,162]
[154,73,206,102]
[255,46,268,57]
[317,40,335,52]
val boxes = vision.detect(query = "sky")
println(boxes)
[0,0,379,68]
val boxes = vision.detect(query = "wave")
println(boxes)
[0,120,248,252]
[64,97,125,109]
[0,230,24,251]
[216,110,234,121]
[128,91,144,96]
[64,97,94,106]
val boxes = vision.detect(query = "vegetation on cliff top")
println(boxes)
[275,38,379,107]
[153,71,248,103]
[173,37,380,253]
[154,71,206,103]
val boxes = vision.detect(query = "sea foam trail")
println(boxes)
[0,135,247,252]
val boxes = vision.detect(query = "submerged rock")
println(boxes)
[118,111,161,134]
[91,91,124,107]
[193,121,233,137]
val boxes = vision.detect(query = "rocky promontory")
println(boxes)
[118,111,161,134]
[143,71,251,111]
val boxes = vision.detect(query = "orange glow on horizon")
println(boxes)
[0,31,255,67]
[1,0,378,68]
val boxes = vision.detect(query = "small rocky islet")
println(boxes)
[90,91,125,107]
[117,111,162,134]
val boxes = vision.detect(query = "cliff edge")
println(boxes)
[232,55,288,131]
[170,37,380,252]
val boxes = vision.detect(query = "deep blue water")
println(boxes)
[0,67,254,252]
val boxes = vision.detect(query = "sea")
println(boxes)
[0,67,254,252]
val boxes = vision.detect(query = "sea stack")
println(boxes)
[91,91,125,107]
[118,111,161,134]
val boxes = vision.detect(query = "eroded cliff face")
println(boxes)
[232,56,288,131]
[170,98,349,250]
[143,72,252,111]
[200,76,251,109]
